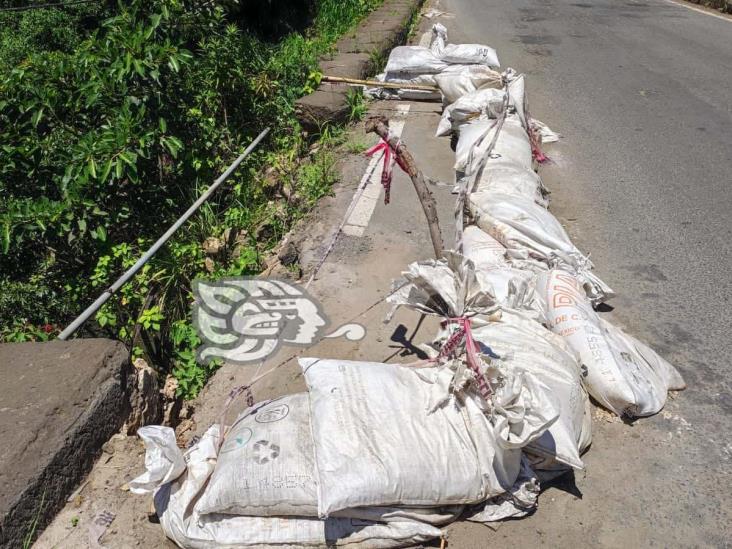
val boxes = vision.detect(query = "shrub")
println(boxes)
[0,0,381,398]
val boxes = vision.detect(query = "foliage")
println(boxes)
[346,88,367,122]
[0,0,382,399]
[345,136,370,155]
[0,1,109,70]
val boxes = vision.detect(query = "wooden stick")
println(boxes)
[365,116,444,259]
[322,74,440,92]
[440,536,447,549]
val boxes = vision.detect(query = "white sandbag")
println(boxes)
[440,43,500,68]
[466,456,539,522]
[135,426,444,548]
[538,270,686,418]
[129,426,186,494]
[384,46,448,74]
[507,73,528,130]
[474,159,548,207]
[396,89,443,101]
[196,394,318,517]
[454,114,531,173]
[387,252,498,319]
[469,191,614,305]
[301,358,487,516]
[461,225,507,267]
[451,118,493,163]
[479,266,539,314]
[434,65,502,104]
[381,72,437,86]
[471,311,592,470]
[196,393,462,524]
[372,72,443,101]
[436,88,506,137]
[461,228,541,315]
[301,357,556,517]
[334,505,463,527]
[429,23,448,55]
[531,118,560,144]
[459,370,555,483]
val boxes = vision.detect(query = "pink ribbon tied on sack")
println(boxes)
[365,138,409,205]
[528,118,549,164]
[436,317,493,403]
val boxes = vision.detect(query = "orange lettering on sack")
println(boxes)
[551,271,582,309]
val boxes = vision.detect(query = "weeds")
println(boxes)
[406,4,423,41]
[346,88,368,122]
[369,47,388,74]
[0,0,385,399]
[345,137,371,155]
[22,489,46,549]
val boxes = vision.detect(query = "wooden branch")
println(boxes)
[365,116,444,259]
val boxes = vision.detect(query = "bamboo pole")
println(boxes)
[365,116,444,259]
[321,74,440,92]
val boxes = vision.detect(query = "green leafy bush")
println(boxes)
[0,0,381,398]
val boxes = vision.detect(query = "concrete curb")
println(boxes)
[294,0,423,132]
[0,339,131,548]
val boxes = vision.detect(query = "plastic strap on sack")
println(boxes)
[437,317,493,403]
[365,132,408,205]
[454,86,511,254]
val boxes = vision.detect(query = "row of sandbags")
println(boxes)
[129,351,555,547]
[130,27,685,548]
[370,23,503,102]
[423,30,686,418]
[378,18,685,527]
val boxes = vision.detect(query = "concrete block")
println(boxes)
[319,53,374,79]
[0,339,131,548]
[295,83,352,133]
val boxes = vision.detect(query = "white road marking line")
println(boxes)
[342,103,411,237]
[661,0,732,22]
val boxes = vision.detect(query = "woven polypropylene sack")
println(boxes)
[537,270,686,418]
[454,115,530,172]
[384,46,448,74]
[436,88,506,137]
[132,427,446,548]
[440,43,500,68]
[462,225,507,268]
[471,311,592,469]
[474,159,547,207]
[462,227,541,315]
[468,191,614,304]
[434,65,502,104]
[300,358,488,516]
[196,394,318,517]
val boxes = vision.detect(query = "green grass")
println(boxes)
[345,136,371,154]
[22,489,46,549]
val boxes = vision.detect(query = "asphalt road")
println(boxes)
[430,0,732,546]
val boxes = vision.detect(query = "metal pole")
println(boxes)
[58,127,270,340]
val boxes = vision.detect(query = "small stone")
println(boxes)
[161,375,178,401]
[278,241,299,267]
[202,237,223,255]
